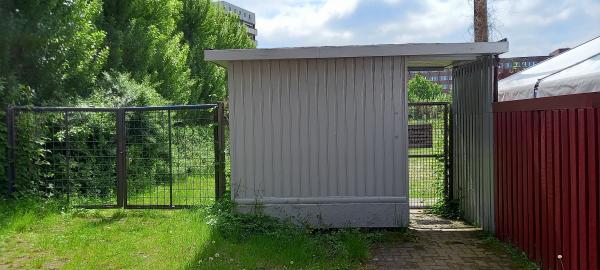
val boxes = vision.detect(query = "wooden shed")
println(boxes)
[205,42,508,228]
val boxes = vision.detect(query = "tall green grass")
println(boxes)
[0,198,387,269]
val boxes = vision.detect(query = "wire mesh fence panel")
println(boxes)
[124,107,218,208]
[408,103,450,208]
[7,104,225,209]
[12,110,118,207]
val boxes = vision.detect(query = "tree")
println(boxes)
[178,0,255,104]
[408,74,450,102]
[1,0,255,197]
[0,0,108,105]
[100,0,193,104]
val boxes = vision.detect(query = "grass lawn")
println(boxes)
[0,198,393,270]
[127,176,217,206]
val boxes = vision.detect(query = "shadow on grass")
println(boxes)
[75,208,176,228]
[185,229,377,270]
[182,203,395,270]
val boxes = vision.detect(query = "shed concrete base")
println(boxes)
[236,202,409,228]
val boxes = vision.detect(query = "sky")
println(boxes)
[224,0,600,57]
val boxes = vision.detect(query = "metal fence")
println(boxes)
[408,102,451,208]
[494,93,600,270]
[5,104,226,209]
[452,55,496,231]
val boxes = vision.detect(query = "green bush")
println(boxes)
[10,73,172,199]
[1,0,254,200]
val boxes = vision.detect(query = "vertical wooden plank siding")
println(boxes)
[493,92,600,270]
[452,56,496,232]
[227,56,408,205]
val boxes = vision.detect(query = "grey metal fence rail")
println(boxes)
[408,102,451,208]
[5,104,226,209]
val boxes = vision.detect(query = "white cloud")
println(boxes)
[377,0,471,43]
[224,0,599,57]
[494,0,574,28]
[382,0,403,4]
[250,0,360,47]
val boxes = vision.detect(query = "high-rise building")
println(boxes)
[218,1,257,43]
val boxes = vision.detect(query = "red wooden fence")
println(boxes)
[494,92,600,270]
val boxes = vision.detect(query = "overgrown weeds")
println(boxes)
[478,234,540,269]
[0,197,67,235]
[190,198,389,269]
[428,198,462,220]
[0,197,402,269]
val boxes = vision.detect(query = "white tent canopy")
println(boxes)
[498,36,600,101]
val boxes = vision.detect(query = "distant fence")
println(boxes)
[494,92,600,270]
[407,102,451,208]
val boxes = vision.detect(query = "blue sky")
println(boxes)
[226,0,600,57]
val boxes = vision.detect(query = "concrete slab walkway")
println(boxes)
[366,210,531,270]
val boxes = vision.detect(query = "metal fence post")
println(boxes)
[64,111,71,203]
[168,109,173,207]
[443,104,450,200]
[448,103,454,201]
[116,109,127,208]
[213,103,226,199]
[5,106,16,197]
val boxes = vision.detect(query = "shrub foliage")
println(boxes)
[1,0,254,197]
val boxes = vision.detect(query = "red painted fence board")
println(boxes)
[493,93,600,270]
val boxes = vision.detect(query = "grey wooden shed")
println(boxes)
[205,41,508,228]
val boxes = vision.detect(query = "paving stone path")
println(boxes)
[367,210,528,270]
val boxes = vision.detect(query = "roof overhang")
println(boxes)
[205,41,509,68]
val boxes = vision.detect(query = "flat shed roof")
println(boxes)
[205,41,509,67]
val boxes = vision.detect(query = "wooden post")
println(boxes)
[474,0,489,42]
